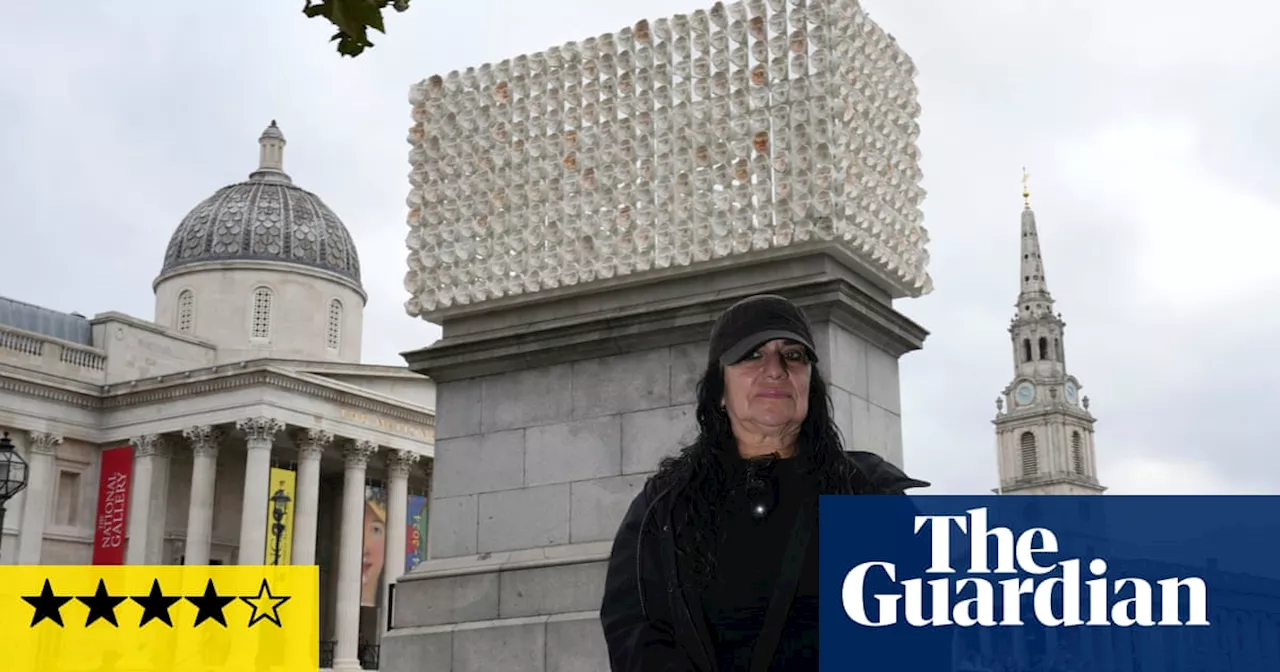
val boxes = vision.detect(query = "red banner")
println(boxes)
[92,445,134,565]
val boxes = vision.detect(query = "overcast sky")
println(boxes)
[2,0,1276,496]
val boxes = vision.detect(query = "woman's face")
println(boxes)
[361,503,386,605]
[722,338,811,438]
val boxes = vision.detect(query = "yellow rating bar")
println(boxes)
[0,565,319,672]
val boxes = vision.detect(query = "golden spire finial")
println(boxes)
[1021,166,1031,208]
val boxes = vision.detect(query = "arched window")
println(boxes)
[1022,339,1032,363]
[1038,337,1049,360]
[326,299,343,350]
[177,290,195,333]
[251,287,273,340]
[1020,432,1038,477]
[1071,431,1084,474]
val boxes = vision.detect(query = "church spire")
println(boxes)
[1022,166,1031,209]
[1017,168,1052,317]
[993,173,1104,496]
[250,120,291,184]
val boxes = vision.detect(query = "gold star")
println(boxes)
[238,579,290,628]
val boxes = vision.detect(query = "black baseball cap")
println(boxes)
[708,294,818,366]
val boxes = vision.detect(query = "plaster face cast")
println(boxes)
[841,508,1210,629]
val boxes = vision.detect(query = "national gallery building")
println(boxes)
[0,123,435,670]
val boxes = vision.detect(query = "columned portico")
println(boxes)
[16,431,62,564]
[182,425,220,566]
[292,428,331,567]
[126,434,170,565]
[236,416,284,565]
[111,416,432,671]
[333,440,378,672]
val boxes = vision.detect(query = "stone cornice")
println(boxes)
[0,370,101,409]
[992,405,1096,426]
[152,260,368,304]
[89,311,216,350]
[999,473,1107,493]
[0,363,435,428]
[404,245,929,382]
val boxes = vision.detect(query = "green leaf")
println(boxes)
[302,1,331,19]
[332,0,385,36]
[303,0,395,57]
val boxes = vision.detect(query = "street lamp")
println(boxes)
[0,431,31,562]
[269,483,292,565]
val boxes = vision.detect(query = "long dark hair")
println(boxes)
[650,357,874,589]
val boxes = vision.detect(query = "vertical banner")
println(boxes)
[264,467,297,565]
[405,494,428,573]
[361,485,386,607]
[92,445,134,565]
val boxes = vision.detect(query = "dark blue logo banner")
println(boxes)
[818,495,1280,671]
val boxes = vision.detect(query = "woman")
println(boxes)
[361,493,386,608]
[599,294,932,672]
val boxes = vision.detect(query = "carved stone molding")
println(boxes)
[387,450,421,479]
[296,428,333,461]
[100,368,436,427]
[236,416,284,447]
[3,362,436,431]
[130,434,170,459]
[183,425,221,458]
[344,440,378,468]
[27,432,63,455]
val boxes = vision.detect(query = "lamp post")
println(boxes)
[0,431,31,562]
[269,483,292,565]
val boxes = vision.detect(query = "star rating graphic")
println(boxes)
[20,577,291,629]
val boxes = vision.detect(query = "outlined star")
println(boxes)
[22,579,73,627]
[185,579,234,627]
[131,579,181,627]
[76,578,126,627]
[239,579,291,628]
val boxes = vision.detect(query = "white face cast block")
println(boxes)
[404,0,931,317]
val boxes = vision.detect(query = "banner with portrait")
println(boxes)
[263,467,297,565]
[405,494,428,573]
[361,485,387,607]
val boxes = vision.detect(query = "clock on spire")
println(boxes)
[993,172,1104,495]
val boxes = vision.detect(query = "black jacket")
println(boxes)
[599,450,932,672]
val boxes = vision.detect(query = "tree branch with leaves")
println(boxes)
[303,0,410,57]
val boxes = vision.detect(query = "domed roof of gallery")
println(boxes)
[158,121,362,287]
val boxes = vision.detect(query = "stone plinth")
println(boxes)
[383,246,926,670]
[390,0,930,663]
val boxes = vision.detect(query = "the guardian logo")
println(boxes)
[842,508,1210,628]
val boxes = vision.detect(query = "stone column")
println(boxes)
[236,416,283,565]
[381,449,418,634]
[333,440,377,672]
[182,425,220,566]
[125,435,169,565]
[16,432,61,564]
[291,429,331,566]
